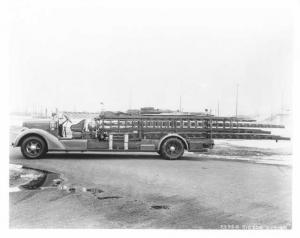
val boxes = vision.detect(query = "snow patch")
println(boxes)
[9,187,22,193]
[9,164,23,171]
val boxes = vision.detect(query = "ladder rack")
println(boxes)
[95,115,289,141]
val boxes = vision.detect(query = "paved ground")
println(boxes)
[9,146,292,229]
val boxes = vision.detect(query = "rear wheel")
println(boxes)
[161,137,184,160]
[21,136,47,159]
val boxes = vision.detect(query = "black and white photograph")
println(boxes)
[3,0,299,232]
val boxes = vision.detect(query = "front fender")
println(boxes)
[13,128,66,150]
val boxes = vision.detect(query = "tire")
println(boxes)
[160,137,184,160]
[21,136,47,159]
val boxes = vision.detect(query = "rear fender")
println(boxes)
[158,133,189,151]
[13,128,66,150]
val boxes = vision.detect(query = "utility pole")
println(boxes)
[129,89,132,110]
[235,84,239,118]
[100,102,104,115]
[280,90,284,115]
[179,96,182,112]
[217,101,220,117]
[178,79,183,113]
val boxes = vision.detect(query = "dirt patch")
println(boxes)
[68,188,76,193]
[86,188,104,194]
[97,196,122,200]
[151,205,170,210]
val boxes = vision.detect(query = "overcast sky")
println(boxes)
[9,0,294,116]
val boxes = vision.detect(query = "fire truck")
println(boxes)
[12,113,289,160]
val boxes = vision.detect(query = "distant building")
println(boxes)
[126,109,140,115]
[140,107,177,115]
[140,107,161,114]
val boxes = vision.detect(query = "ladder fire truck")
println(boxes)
[13,113,289,160]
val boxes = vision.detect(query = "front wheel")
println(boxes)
[21,136,47,159]
[160,138,184,160]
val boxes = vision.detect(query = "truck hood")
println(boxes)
[22,119,52,130]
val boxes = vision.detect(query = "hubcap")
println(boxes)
[25,140,42,156]
[165,140,182,158]
[170,146,176,152]
[30,144,37,150]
